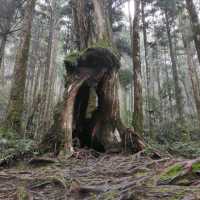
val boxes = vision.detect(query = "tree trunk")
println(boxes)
[91,0,113,43]
[141,0,151,131]
[41,0,57,132]
[0,0,16,70]
[40,0,145,155]
[72,0,92,50]
[132,0,143,135]
[183,35,200,127]
[163,47,173,119]
[40,48,144,155]
[185,0,200,65]
[6,0,36,133]
[165,9,184,123]
[0,35,7,70]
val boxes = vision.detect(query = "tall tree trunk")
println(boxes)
[41,0,145,154]
[91,0,113,43]
[41,0,57,132]
[6,0,36,133]
[163,47,173,119]
[185,0,200,65]
[128,0,133,113]
[0,0,16,70]
[165,9,184,123]
[132,0,143,135]
[72,0,91,50]
[183,35,200,127]
[141,0,151,132]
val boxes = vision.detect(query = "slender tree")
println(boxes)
[185,0,200,65]
[141,0,152,131]
[164,7,185,123]
[132,0,144,135]
[6,0,36,133]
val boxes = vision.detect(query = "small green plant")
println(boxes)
[0,126,36,161]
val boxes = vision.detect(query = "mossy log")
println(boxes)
[158,158,200,186]
[41,47,144,155]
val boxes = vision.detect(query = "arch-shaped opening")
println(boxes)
[72,82,105,152]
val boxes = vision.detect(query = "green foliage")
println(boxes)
[168,142,200,159]
[0,127,36,160]
[65,51,80,66]
[156,120,191,144]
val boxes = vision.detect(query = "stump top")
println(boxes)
[64,47,120,74]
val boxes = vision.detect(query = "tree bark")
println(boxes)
[163,47,173,119]
[183,35,200,127]
[0,0,16,70]
[6,0,36,133]
[40,0,145,155]
[185,0,200,65]
[0,35,7,70]
[132,0,143,135]
[41,48,145,155]
[91,0,113,43]
[165,9,184,123]
[141,0,151,131]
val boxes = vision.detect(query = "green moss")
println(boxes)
[160,163,183,181]
[132,112,144,136]
[65,51,80,64]
[65,39,118,66]
[192,162,200,172]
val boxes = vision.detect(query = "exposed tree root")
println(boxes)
[0,152,200,200]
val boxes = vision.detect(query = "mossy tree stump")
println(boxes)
[41,47,144,154]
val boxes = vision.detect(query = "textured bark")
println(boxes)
[132,0,143,135]
[6,0,36,133]
[0,35,7,70]
[156,55,163,123]
[185,0,200,65]
[183,35,200,127]
[0,0,16,70]
[41,48,145,155]
[72,0,92,49]
[163,47,173,119]
[141,0,151,130]
[91,0,113,43]
[165,9,184,123]
[41,0,145,154]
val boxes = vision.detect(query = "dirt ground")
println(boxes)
[0,150,200,200]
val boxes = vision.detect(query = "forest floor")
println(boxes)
[0,149,200,200]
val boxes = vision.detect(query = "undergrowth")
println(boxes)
[0,127,37,161]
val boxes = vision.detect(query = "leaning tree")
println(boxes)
[40,0,144,155]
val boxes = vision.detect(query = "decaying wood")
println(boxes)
[41,47,145,155]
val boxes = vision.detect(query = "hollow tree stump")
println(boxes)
[41,47,144,155]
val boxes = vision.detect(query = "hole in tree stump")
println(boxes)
[72,82,105,152]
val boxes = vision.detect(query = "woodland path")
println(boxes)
[0,150,200,200]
